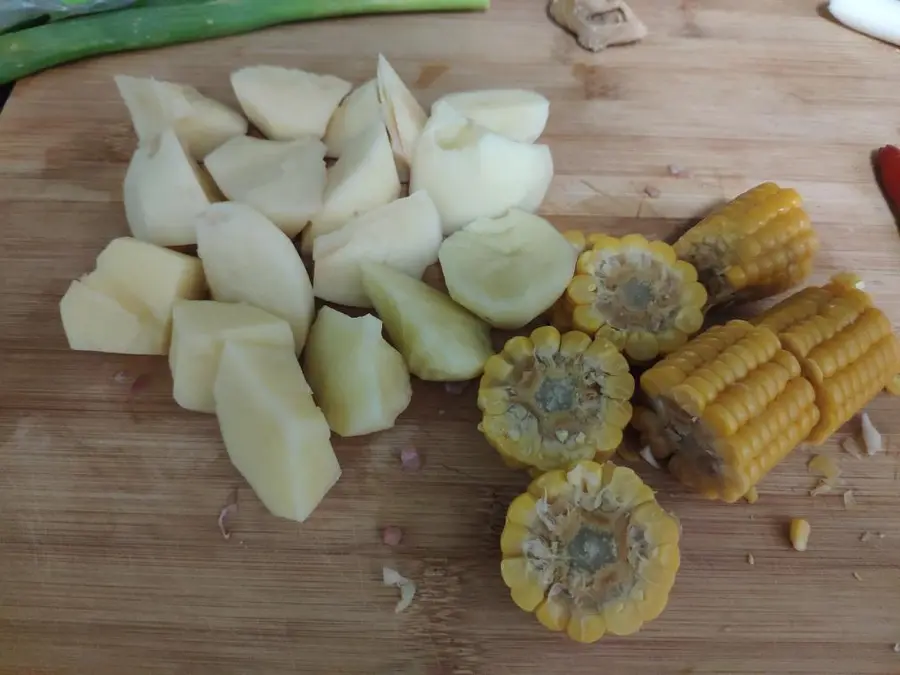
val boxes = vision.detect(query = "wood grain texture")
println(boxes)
[1,1,900,673]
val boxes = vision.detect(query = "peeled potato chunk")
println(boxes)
[60,277,168,355]
[123,128,217,246]
[410,105,553,234]
[439,210,577,329]
[204,135,326,237]
[361,262,494,381]
[377,54,427,181]
[230,65,352,140]
[324,78,381,158]
[312,190,442,307]
[431,89,550,143]
[303,307,412,437]
[301,118,401,254]
[214,341,341,522]
[114,74,248,159]
[195,203,315,353]
[59,237,207,355]
[169,300,295,413]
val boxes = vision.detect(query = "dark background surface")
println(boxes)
[1,83,11,111]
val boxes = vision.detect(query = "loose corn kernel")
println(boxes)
[477,326,634,472]
[635,320,820,503]
[790,518,811,551]
[551,233,707,362]
[753,275,900,443]
[673,182,818,309]
[500,461,681,643]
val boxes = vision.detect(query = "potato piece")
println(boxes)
[59,277,167,355]
[324,79,381,159]
[214,341,341,522]
[410,105,554,234]
[204,135,326,237]
[431,89,550,143]
[114,74,248,159]
[303,307,412,437]
[377,54,427,181]
[361,262,493,381]
[312,190,442,307]
[301,118,401,253]
[439,209,577,329]
[94,237,206,326]
[230,65,352,140]
[196,203,315,353]
[169,300,294,413]
[123,128,217,246]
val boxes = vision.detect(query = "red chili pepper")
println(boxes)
[874,145,900,221]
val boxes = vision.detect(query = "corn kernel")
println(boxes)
[673,182,818,309]
[500,461,681,643]
[790,518,811,551]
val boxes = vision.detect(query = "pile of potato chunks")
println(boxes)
[59,55,579,523]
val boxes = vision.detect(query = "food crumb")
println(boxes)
[218,501,238,541]
[382,525,403,546]
[860,531,873,542]
[860,413,883,455]
[841,436,865,459]
[438,409,445,415]
[113,370,130,384]
[852,572,863,581]
[644,185,661,198]
[444,381,468,395]
[843,490,857,509]
[746,553,755,565]
[893,642,900,653]
[382,566,417,613]
[400,447,422,471]
[639,445,661,469]
[668,163,691,178]
[744,487,759,504]
[809,480,833,497]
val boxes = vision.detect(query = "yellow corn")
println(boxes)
[635,320,820,502]
[790,518,811,552]
[551,233,707,362]
[500,460,680,643]
[673,182,818,309]
[477,326,634,472]
[753,275,900,443]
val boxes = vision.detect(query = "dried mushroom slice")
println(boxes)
[500,460,680,643]
[636,320,820,502]
[673,182,819,310]
[478,326,634,472]
[547,0,649,53]
[553,234,707,362]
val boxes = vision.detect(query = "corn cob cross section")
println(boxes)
[635,320,820,502]
[552,233,708,362]
[500,461,681,643]
[673,182,818,309]
[477,326,635,473]
[753,275,900,443]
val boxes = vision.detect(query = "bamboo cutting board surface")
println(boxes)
[1,1,900,673]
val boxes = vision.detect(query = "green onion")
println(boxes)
[0,0,490,86]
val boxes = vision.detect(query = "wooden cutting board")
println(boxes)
[1,1,899,673]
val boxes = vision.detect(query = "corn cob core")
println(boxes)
[554,233,707,362]
[500,461,681,643]
[477,326,635,472]
[753,277,900,443]
[636,320,820,502]
[673,182,818,309]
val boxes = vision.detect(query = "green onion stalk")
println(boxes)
[0,0,490,86]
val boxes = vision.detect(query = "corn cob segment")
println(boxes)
[551,233,707,362]
[753,276,900,443]
[673,182,818,309]
[635,320,820,502]
[500,460,681,643]
[477,326,635,472]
